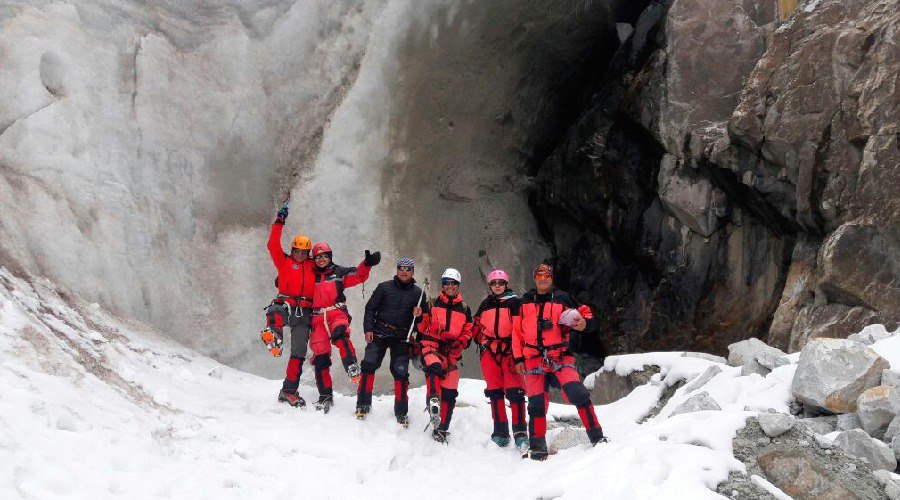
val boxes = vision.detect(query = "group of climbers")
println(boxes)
[262,203,380,412]
[262,204,605,460]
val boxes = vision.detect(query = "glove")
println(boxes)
[275,207,289,224]
[424,362,445,377]
[363,250,381,267]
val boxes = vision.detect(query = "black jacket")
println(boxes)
[363,277,428,339]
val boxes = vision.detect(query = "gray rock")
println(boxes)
[791,339,889,413]
[886,481,900,500]
[857,385,900,440]
[549,426,591,454]
[680,352,728,364]
[682,365,723,393]
[892,436,900,462]
[886,416,900,442]
[873,469,894,487]
[876,469,900,500]
[884,370,900,388]
[837,413,864,432]
[670,392,722,417]
[728,338,788,368]
[834,429,897,472]
[740,361,771,377]
[757,446,862,499]
[758,413,796,438]
[850,325,896,347]
[815,434,835,449]
[801,416,838,435]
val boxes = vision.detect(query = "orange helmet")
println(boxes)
[291,235,312,251]
[311,242,333,258]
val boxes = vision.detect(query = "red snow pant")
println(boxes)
[309,308,358,396]
[524,354,603,452]
[265,301,312,394]
[426,364,460,432]
[480,349,526,438]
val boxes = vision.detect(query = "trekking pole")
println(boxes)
[406,278,429,342]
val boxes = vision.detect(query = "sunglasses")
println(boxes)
[397,266,414,272]
[441,279,460,286]
[291,248,309,254]
[533,272,552,280]
[488,280,507,287]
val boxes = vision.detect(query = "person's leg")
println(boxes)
[282,312,311,393]
[502,355,527,437]
[555,360,604,444]
[389,340,411,418]
[326,310,358,375]
[481,351,509,439]
[356,338,388,409]
[438,370,460,432]
[309,314,333,398]
[524,357,549,456]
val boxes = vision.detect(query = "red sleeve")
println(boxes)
[341,260,371,288]
[268,223,287,268]
[512,310,524,361]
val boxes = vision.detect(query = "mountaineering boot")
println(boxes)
[347,363,362,384]
[315,395,334,413]
[432,429,449,444]
[514,432,529,453]
[491,434,510,447]
[427,396,441,429]
[355,405,370,420]
[396,415,410,428]
[523,449,548,461]
[277,389,305,408]
[260,327,283,357]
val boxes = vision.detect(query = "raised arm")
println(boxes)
[267,222,287,268]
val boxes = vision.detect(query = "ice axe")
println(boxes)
[406,278,429,343]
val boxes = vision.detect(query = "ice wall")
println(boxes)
[0,0,625,385]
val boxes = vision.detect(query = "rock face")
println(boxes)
[530,0,900,358]
[791,339,889,414]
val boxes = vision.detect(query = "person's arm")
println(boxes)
[363,282,385,334]
[512,304,525,373]
[267,222,286,267]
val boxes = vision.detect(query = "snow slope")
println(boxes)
[1,266,801,498]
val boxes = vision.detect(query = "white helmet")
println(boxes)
[441,268,462,283]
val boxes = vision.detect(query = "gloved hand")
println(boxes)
[424,362,445,378]
[363,250,381,266]
[276,207,289,224]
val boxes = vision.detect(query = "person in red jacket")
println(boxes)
[513,263,606,460]
[308,241,380,412]
[473,269,527,450]
[262,205,316,408]
[419,268,473,443]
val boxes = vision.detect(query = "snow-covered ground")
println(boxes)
[0,266,815,498]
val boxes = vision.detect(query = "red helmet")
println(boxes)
[311,242,332,258]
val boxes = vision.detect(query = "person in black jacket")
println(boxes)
[355,257,427,425]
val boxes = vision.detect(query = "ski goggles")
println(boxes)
[533,271,552,280]
[488,280,507,287]
[440,278,460,286]
[397,265,414,272]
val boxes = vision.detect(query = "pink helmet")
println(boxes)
[311,242,332,258]
[487,269,510,284]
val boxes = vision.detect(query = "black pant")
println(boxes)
[357,335,411,416]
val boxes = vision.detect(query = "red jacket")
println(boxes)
[312,261,372,309]
[512,287,594,362]
[420,292,473,366]
[268,223,316,307]
[473,291,521,357]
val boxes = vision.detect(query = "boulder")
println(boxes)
[857,386,900,440]
[682,365,723,393]
[893,436,900,463]
[834,429,897,472]
[884,370,900,388]
[729,337,788,367]
[758,413,796,438]
[873,470,900,500]
[849,325,897,347]
[886,416,900,443]
[792,339,889,413]
[669,392,722,417]
[801,416,838,435]
[837,413,864,432]
[549,426,591,454]
[757,446,862,499]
